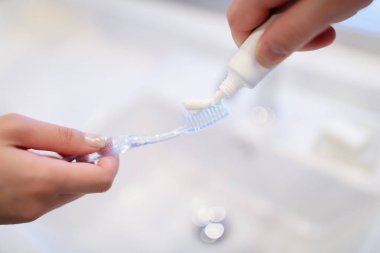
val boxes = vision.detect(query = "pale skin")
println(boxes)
[227,0,374,68]
[0,114,118,224]
[0,0,373,225]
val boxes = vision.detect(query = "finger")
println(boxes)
[299,26,336,51]
[54,156,120,194]
[255,0,371,67]
[227,0,289,46]
[0,114,107,155]
[13,148,119,194]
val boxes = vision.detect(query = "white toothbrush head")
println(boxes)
[182,103,228,132]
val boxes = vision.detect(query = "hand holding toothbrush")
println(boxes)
[227,0,373,68]
[0,114,119,224]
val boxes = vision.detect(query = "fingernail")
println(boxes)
[84,133,107,149]
[256,41,288,68]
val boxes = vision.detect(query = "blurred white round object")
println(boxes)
[204,223,225,241]
[251,106,276,125]
[208,206,226,222]
[192,206,211,227]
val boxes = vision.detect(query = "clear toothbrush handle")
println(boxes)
[63,102,228,164]
[126,127,187,147]
[63,139,122,163]
[63,127,188,163]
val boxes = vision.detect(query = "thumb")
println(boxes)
[2,114,106,155]
[255,0,333,68]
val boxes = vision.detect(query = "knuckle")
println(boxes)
[0,113,27,137]
[57,126,75,146]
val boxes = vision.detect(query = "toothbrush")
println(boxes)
[65,12,283,163]
[64,103,228,163]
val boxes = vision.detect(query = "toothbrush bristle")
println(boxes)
[183,103,228,131]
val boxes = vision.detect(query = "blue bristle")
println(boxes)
[183,103,228,131]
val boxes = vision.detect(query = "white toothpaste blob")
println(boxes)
[184,99,212,113]
[184,16,281,114]
[184,90,226,113]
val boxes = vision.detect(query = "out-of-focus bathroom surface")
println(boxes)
[1,0,380,252]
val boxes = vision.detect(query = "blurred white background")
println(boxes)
[0,0,380,252]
